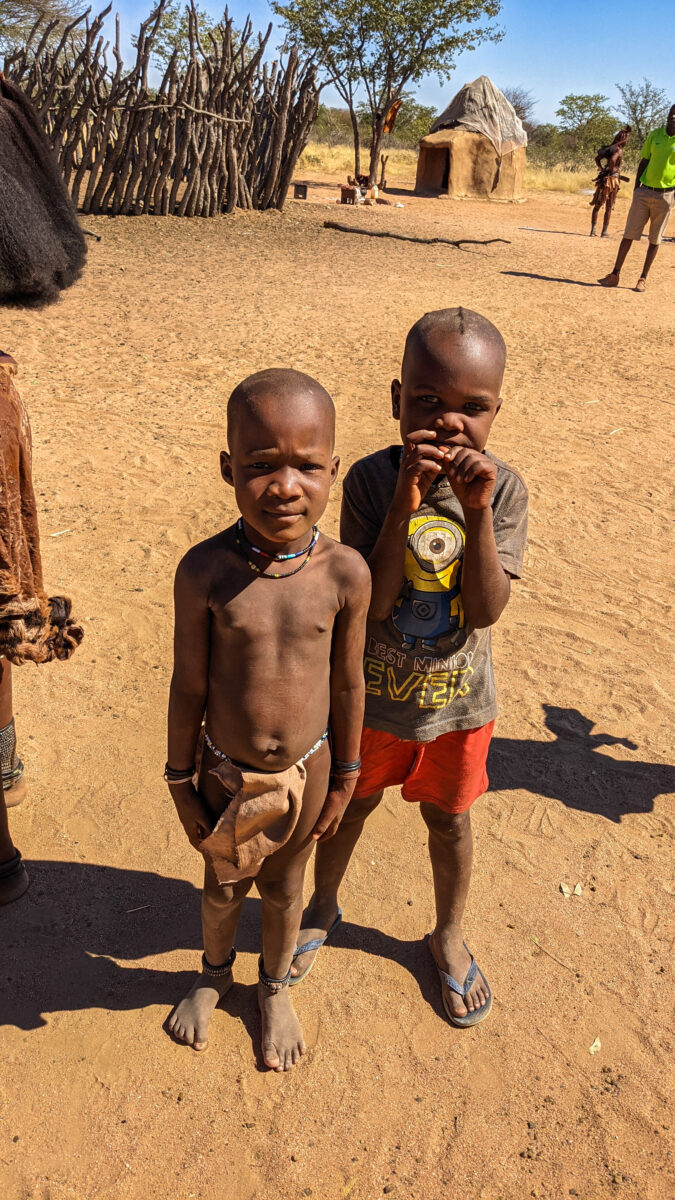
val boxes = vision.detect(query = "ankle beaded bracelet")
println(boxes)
[201,948,236,977]
[258,955,291,993]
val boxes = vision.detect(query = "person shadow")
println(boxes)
[501,269,599,287]
[0,860,447,1039]
[0,861,262,1048]
[1,708,670,1036]
[0,858,451,1033]
[487,704,674,822]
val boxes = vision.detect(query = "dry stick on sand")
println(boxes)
[532,935,579,976]
[324,220,510,252]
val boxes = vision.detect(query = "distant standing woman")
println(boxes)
[589,127,631,237]
[599,104,675,291]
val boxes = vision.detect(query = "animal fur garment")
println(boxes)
[0,355,84,663]
[0,74,86,306]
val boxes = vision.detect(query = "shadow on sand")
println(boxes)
[1,707,671,1032]
[0,864,263,1036]
[502,269,600,287]
[488,704,674,822]
[0,857,448,1031]
[518,226,594,238]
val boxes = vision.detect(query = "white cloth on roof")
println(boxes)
[431,75,527,157]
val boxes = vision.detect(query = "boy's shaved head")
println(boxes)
[227,368,335,446]
[403,307,506,378]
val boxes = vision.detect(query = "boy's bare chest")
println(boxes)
[209,565,340,647]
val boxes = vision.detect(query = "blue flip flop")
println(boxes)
[289,908,342,987]
[428,935,492,1028]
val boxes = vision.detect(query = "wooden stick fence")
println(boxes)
[3,2,319,215]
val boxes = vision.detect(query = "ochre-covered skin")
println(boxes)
[0,355,83,664]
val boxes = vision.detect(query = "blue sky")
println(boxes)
[114,0,673,124]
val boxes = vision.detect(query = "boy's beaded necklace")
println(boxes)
[235,518,319,579]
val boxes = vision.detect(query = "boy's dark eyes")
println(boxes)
[416,395,486,413]
[246,462,323,472]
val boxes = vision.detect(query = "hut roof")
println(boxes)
[430,75,527,157]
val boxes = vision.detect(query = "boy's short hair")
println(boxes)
[227,368,335,444]
[403,307,506,372]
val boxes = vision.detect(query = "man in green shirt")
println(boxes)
[599,104,675,292]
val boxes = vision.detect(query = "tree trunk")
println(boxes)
[348,103,361,178]
[368,113,387,186]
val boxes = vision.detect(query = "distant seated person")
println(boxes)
[599,104,675,291]
[590,127,631,237]
[0,352,83,904]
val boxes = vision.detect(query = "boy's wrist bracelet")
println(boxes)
[164,762,195,784]
[331,757,361,775]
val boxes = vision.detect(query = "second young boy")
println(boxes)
[292,308,528,1026]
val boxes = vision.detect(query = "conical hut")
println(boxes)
[415,76,527,201]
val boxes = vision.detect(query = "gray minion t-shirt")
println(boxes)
[340,446,528,742]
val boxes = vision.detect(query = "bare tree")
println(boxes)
[501,85,536,130]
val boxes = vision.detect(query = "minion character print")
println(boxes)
[392,514,465,651]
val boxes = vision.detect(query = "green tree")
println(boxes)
[384,97,437,147]
[133,2,219,71]
[356,95,436,147]
[526,122,565,169]
[273,0,503,183]
[0,0,81,54]
[312,104,361,147]
[615,78,670,146]
[556,93,617,165]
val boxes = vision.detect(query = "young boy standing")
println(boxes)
[291,309,528,1026]
[166,369,370,1068]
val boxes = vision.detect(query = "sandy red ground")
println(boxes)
[0,178,673,1200]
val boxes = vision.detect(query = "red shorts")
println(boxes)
[352,721,495,814]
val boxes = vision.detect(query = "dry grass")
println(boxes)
[298,142,417,181]
[524,165,595,192]
[297,142,625,197]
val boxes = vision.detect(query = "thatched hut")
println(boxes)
[415,76,527,201]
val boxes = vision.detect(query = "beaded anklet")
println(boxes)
[201,947,236,978]
[0,718,24,789]
[258,955,291,993]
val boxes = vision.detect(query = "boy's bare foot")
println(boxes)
[167,953,234,1051]
[429,928,490,1019]
[289,897,341,980]
[258,983,306,1070]
[635,276,646,292]
[598,271,620,286]
[258,958,306,1070]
